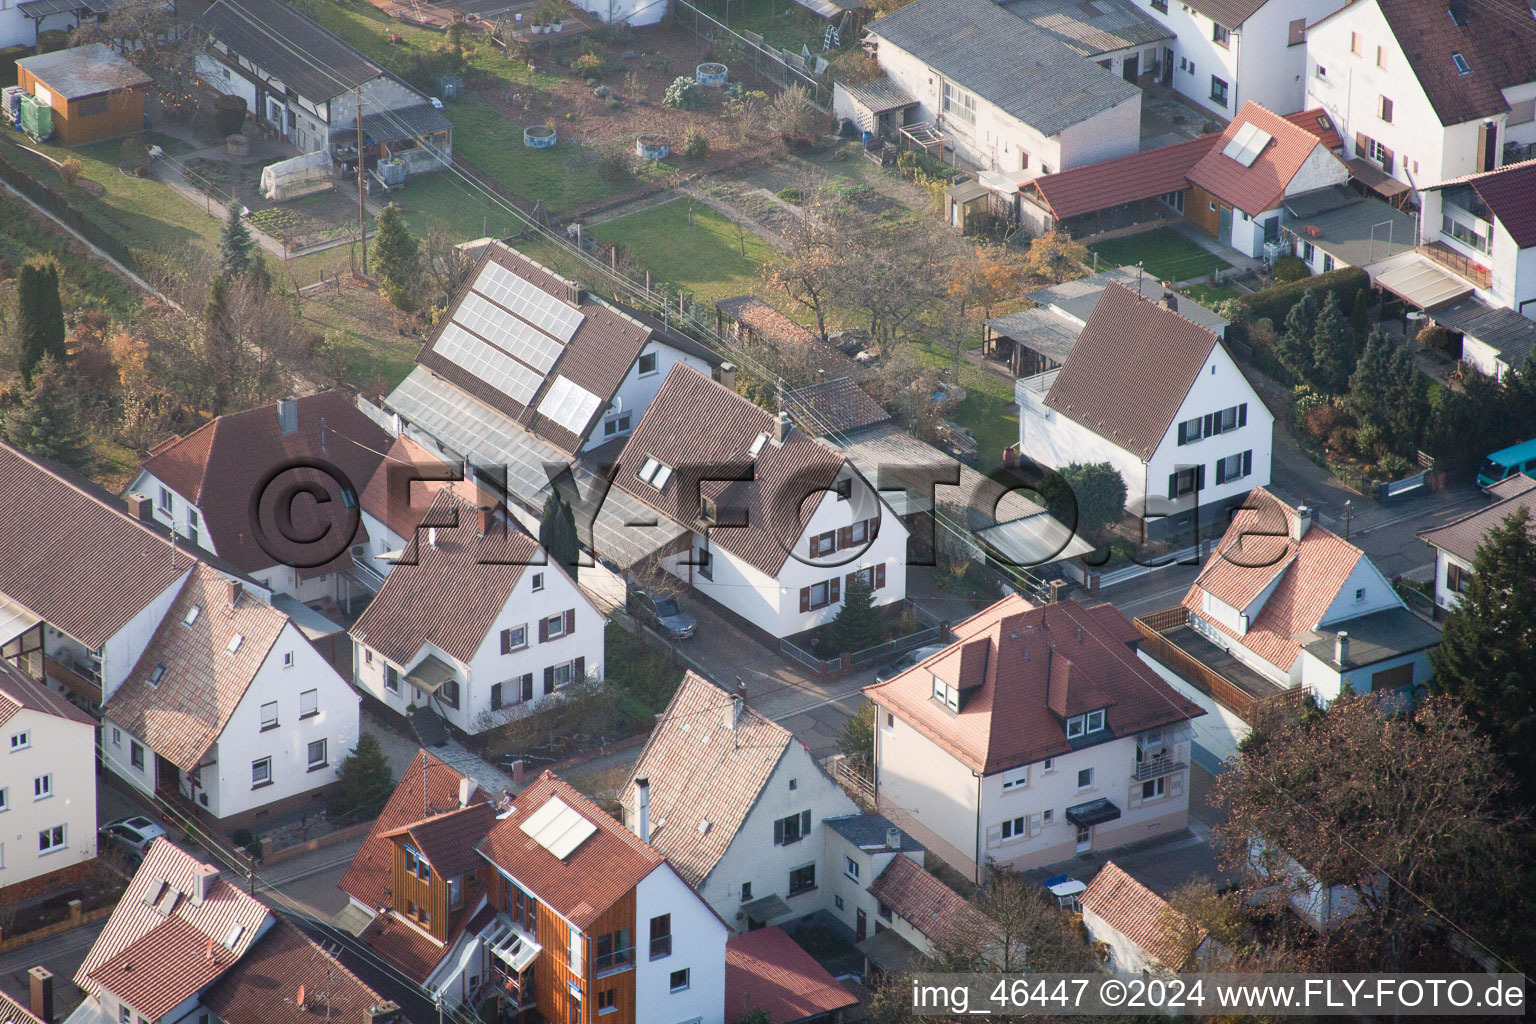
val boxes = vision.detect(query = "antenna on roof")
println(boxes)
[320,416,328,454]
[1137,261,1144,299]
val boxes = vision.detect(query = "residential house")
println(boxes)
[1420,473,1536,612]
[613,365,909,639]
[1079,861,1207,974]
[67,839,395,1024]
[199,0,451,171]
[381,241,718,572]
[1136,0,1347,118]
[349,489,605,735]
[839,0,1143,179]
[0,661,97,904]
[1419,160,1536,320]
[342,760,728,1023]
[129,390,395,606]
[859,852,992,978]
[1185,100,1351,257]
[1304,0,1536,194]
[725,927,858,1024]
[1017,133,1222,237]
[102,563,361,827]
[1180,487,1439,703]
[618,671,896,931]
[15,45,153,145]
[1278,182,1418,275]
[1015,282,1273,536]
[355,433,461,582]
[864,595,1205,881]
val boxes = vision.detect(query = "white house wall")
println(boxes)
[0,705,97,891]
[1146,350,1273,519]
[100,572,193,702]
[588,340,713,453]
[1432,549,1471,611]
[1017,387,1147,510]
[874,709,980,876]
[1057,95,1143,171]
[1316,557,1400,627]
[1298,646,1432,706]
[1139,0,1240,119]
[1138,650,1250,764]
[633,864,727,1024]
[1236,0,1336,116]
[819,827,927,949]
[1083,909,1164,975]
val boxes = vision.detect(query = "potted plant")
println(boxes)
[552,15,563,30]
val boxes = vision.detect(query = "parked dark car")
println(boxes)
[631,589,697,640]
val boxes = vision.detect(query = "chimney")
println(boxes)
[477,507,494,537]
[1335,631,1350,667]
[277,396,299,436]
[510,759,525,785]
[636,777,651,843]
[1162,290,1179,313]
[717,361,737,391]
[774,410,792,444]
[885,827,902,851]
[729,695,744,731]
[191,862,219,906]
[125,493,154,521]
[226,579,243,609]
[205,937,216,962]
[367,1002,401,1024]
[428,527,438,548]
[458,776,475,809]
[1292,505,1312,542]
[29,967,53,1023]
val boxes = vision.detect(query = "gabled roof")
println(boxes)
[620,672,798,889]
[15,44,152,99]
[1081,861,1202,970]
[867,0,1141,138]
[717,295,819,346]
[1024,133,1221,220]
[0,658,95,729]
[137,390,389,576]
[202,0,384,101]
[1425,159,1536,248]
[202,919,389,1024]
[782,376,891,438]
[340,749,493,913]
[76,840,269,1007]
[0,443,188,649]
[1357,0,1536,126]
[359,913,448,984]
[358,434,457,541]
[726,927,858,1024]
[380,802,498,881]
[1185,487,1371,671]
[105,564,291,773]
[1187,101,1336,217]
[350,490,554,666]
[1043,282,1224,461]
[416,243,661,454]
[1420,473,1536,563]
[864,594,1203,773]
[866,854,990,946]
[1180,0,1269,28]
[1283,108,1344,150]
[0,993,42,1024]
[1430,296,1536,367]
[614,365,849,577]
[476,771,663,931]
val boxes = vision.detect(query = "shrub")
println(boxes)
[572,51,606,76]
[1417,324,1453,352]
[663,75,705,110]
[776,187,803,204]
[1303,402,1352,443]
[1378,451,1412,479]
[648,52,673,75]
[56,157,82,187]
[766,83,821,139]
[1355,422,1384,457]
[596,142,632,183]
[1239,266,1369,326]
[1271,254,1310,282]
[682,126,708,159]
[213,95,247,137]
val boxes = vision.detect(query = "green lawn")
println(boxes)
[1087,226,1230,284]
[590,197,776,305]
[1180,282,1242,307]
[690,0,830,55]
[443,99,618,214]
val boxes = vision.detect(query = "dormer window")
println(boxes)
[749,434,768,457]
[932,675,959,712]
[700,498,717,523]
[1066,708,1106,738]
[638,457,672,489]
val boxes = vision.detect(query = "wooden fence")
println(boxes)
[1133,609,1302,723]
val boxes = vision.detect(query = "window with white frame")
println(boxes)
[531,572,545,592]
[844,855,860,881]
[1042,757,1055,772]
[1141,777,1167,800]
[385,664,400,693]
[252,757,272,787]
[307,739,327,770]
[638,352,658,376]
[9,730,28,752]
[33,774,50,800]
[603,412,633,437]
[1001,766,1028,790]
[260,702,278,730]
[545,613,567,639]
[158,486,173,512]
[1000,815,1027,840]
[501,625,528,652]
[38,825,64,854]
[1065,709,1105,738]
[932,675,959,711]
[0,787,7,811]
[940,80,976,128]
[282,650,294,668]
[300,689,318,718]
[1215,450,1253,485]
[552,661,576,688]
[1077,767,1094,789]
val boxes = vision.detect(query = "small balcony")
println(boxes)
[1418,240,1491,289]
[594,945,636,976]
[1132,753,1186,782]
[1017,367,1061,396]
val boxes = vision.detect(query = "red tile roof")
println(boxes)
[1081,861,1202,970]
[476,771,663,931]
[1043,283,1223,461]
[866,855,989,947]
[1187,101,1339,216]
[358,434,457,541]
[1184,487,1368,672]
[137,390,388,576]
[865,595,1203,774]
[350,489,555,665]
[340,749,492,914]
[360,914,448,984]
[0,658,95,729]
[621,671,796,889]
[203,919,389,1024]
[1367,0,1536,126]
[380,802,498,881]
[0,443,189,649]
[726,927,858,1024]
[1429,159,1536,248]
[1024,133,1221,221]
[105,564,291,773]
[77,840,269,1007]
[614,365,849,576]
[1283,108,1344,150]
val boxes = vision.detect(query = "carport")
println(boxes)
[1364,250,1475,311]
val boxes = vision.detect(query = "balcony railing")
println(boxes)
[1132,753,1186,782]
[1018,367,1061,396]
[594,946,636,975]
[1418,241,1492,289]
[649,935,672,960]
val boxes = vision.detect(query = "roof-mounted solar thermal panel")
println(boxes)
[456,292,563,373]
[537,376,604,434]
[474,261,585,343]
[434,323,541,405]
[519,796,598,859]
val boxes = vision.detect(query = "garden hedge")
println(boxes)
[1239,266,1369,325]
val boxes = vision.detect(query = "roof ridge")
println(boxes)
[6,442,179,556]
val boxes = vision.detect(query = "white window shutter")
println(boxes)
[1029,813,1043,837]
[985,825,1002,849]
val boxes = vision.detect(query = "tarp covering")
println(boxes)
[260,148,332,200]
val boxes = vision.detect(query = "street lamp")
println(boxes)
[1343,499,1354,541]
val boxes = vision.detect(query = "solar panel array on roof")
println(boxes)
[520,796,598,860]
[1222,123,1272,167]
[537,376,604,435]
[455,292,563,373]
[475,261,584,343]
[433,324,541,405]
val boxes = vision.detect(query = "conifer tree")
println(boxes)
[218,198,253,278]
[17,258,65,386]
[3,355,92,471]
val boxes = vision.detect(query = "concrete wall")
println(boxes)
[100,572,191,702]
[0,704,97,892]
[634,864,727,1024]
[819,826,925,946]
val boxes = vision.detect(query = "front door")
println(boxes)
[856,909,867,941]
[1122,54,1139,82]
[267,97,286,134]
[1161,47,1174,85]
[1219,203,1234,243]
[1075,825,1092,854]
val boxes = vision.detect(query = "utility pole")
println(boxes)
[356,85,367,277]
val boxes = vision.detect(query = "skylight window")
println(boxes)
[183,605,201,626]
[226,634,243,654]
[1452,52,1471,75]
[749,434,768,457]
[223,924,244,949]
[147,664,165,688]
[637,457,673,489]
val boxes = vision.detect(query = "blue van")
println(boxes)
[1477,438,1536,488]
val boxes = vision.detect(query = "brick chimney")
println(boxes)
[29,966,53,1023]
[717,362,737,391]
[226,579,243,609]
[124,494,154,522]
[774,410,792,444]
[477,507,494,537]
